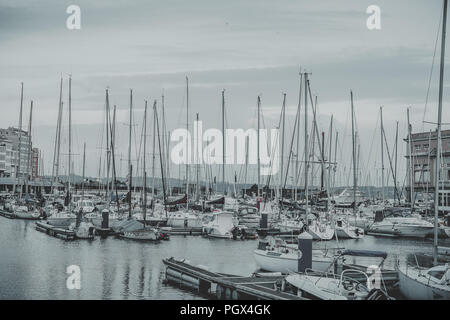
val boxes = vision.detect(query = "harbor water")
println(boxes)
[0,218,449,299]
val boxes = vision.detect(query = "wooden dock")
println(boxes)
[163,257,306,300]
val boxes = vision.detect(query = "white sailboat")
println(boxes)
[334,218,364,239]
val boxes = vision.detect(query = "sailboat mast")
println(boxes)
[257,95,261,205]
[380,107,385,203]
[82,142,86,202]
[328,116,333,208]
[128,89,133,219]
[112,105,116,198]
[222,90,226,196]
[186,77,190,209]
[26,100,33,195]
[196,113,200,200]
[154,101,168,217]
[105,89,110,208]
[68,76,72,214]
[304,73,309,213]
[295,73,303,201]
[151,101,156,205]
[51,78,63,194]
[394,121,399,205]
[350,91,356,215]
[16,82,24,197]
[407,108,414,210]
[434,0,447,266]
[280,93,286,201]
[143,100,148,223]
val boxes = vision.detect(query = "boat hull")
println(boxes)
[398,266,450,300]
[253,249,332,273]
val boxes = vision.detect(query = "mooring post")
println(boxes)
[101,209,109,229]
[298,232,312,272]
[260,213,268,229]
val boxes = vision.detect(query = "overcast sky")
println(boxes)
[0,0,447,188]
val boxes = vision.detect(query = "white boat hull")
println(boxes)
[398,266,450,300]
[368,223,433,238]
[253,249,332,273]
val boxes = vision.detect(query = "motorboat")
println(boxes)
[285,269,371,300]
[14,205,41,220]
[203,212,238,239]
[367,208,434,238]
[74,199,96,213]
[333,188,366,208]
[253,237,335,273]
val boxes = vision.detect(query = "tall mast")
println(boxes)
[333,132,338,193]
[434,0,447,266]
[222,90,226,196]
[154,102,168,217]
[394,121,399,205]
[295,73,303,201]
[280,93,286,201]
[81,142,86,202]
[14,82,24,197]
[407,108,414,210]
[304,73,309,213]
[26,100,33,195]
[162,93,169,195]
[380,107,385,203]
[143,100,148,224]
[68,76,72,214]
[196,113,200,200]
[51,78,63,194]
[112,105,116,197]
[350,91,356,215]
[321,131,325,191]
[105,89,110,208]
[186,77,190,208]
[257,95,261,205]
[328,116,333,208]
[151,101,156,204]
[128,89,133,219]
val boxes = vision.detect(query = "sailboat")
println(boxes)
[398,0,450,300]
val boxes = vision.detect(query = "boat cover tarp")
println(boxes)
[341,249,387,259]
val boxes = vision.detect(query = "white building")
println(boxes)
[0,127,32,179]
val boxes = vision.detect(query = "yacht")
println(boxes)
[203,212,238,239]
[367,208,434,238]
[253,237,334,273]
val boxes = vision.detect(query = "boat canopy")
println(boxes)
[341,249,388,259]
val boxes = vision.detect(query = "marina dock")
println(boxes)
[163,257,306,300]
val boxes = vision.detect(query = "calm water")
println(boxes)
[0,217,449,299]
